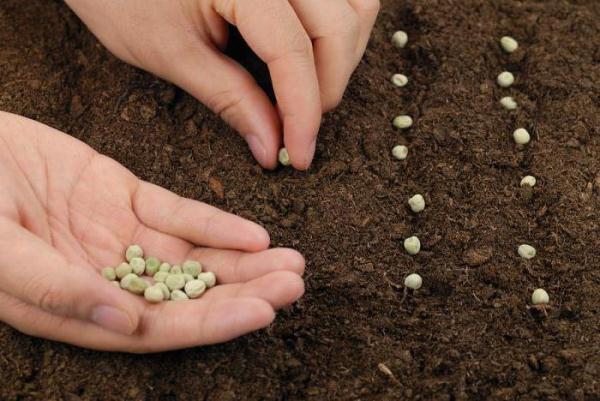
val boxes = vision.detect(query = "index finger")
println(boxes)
[214,0,322,170]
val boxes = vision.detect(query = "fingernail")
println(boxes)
[246,134,267,166]
[91,306,136,335]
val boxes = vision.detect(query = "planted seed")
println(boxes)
[500,96,517,110]
[500,36,519,53]
[154,282,170,299]
[392,30,408,48]
[197,272,217,288]
[120,273,137,289]
[144,286,164,303]
[101,267,116,281]
[165,274,186,291]
[518,244,536,259]
[404,236,421,255]
[159,262,171,273]
[184,280,207,299]
[115,262,132,279]
[130,257,146,276]
[171,265,182,274]
[391,74,408,87]
[278,148,291,166]
[145,257,160,276]
[182,260,202,277]
[404,273,423,290]
[497,71,514,88]
[125,244,143,262]
[408,194,425,213]
[127,276,149,295]
[531,288,549,305]
[392,145,408,160]
[520,175,536,187]
[393,115,413,129]
[513,128,531,145]
[153,271,169,283]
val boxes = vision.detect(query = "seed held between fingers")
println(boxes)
[159,262,171,273]
[130,257,146,276]
[182,260,202,277]
[170,265,182,274]
[145,257,160,276]
[127,276,149,295]
[278,148,291,166]
[115,262,132,279]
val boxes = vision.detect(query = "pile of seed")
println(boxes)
[101,245,217,303]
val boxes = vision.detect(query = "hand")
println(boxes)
[65,0,380,170]
[0,112,305,352]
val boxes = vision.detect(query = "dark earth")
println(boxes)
[1,0,599,400]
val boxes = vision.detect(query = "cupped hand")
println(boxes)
[65,0,380,169]
[0,112,305,352]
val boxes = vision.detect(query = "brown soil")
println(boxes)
[1,0,599,400]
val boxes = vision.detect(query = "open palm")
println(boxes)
[0,112,304,352]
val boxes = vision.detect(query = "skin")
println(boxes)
[0,112,305,352]
[65,0,380,170]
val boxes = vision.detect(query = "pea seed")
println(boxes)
[111,281,120,288]
[518,244,536,259]
[154,282,170,299]
[130,257,146,276]
[145,257,160,276]
[500,96,517,110]
[170,265,182,274]
[125,244,144,262]
[120,273,137,289]
[404,236,421,255]
[183,273,194,283]
[404,273,422,290]
[278,148,291,166]
[184,280,207,299]
[165,274,186,291]
[392,145,408,160]
[500,36,518,53]
[159,262,171,273]
[531,288,549,305]
[393,115,413,129]
[115,262,132,279]
[513,128,531,145]
[144,286,164,303]
[520,175,536,187]
[197,272,217,288]
[391,74,408,87]
[127,276,149,295]
[408,194,425,213]
[101,267,116,281]
[497,71,514,88]
[170,290,189,301]
[153,271,169,283]
[182,260,202,278]
[392,30,408,48]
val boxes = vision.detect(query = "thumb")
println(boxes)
[0,219,141,335]
[167,48,281,169]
